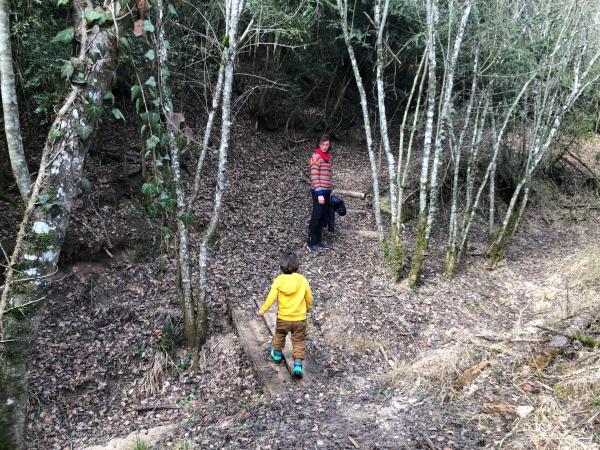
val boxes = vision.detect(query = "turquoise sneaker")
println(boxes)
[270,347,282,363]
[293,359,303,379]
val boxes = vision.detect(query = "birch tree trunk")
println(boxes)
[407,0,437,289]
[444,53,479,277]
[156,0,197,350]
[457,76,534,263]
[197,0,245,348]
[0,0,30,201]
[396,50,427,239]
[336,0,383,239]
[374,0,397,225]
[424,0,473,241]
[490,29,600,262]
[0,2,123,446]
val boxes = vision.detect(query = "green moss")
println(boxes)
[6,304,36,321]
[382,228,405,282]
[444,245,457,278]
[28,230,57,249]
[10,282,36,297]
[407,217,427,290]
[40,189,58,204]
[575,334,600,349]
[489,207,521,264]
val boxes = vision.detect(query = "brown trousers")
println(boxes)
[272,318,306,360]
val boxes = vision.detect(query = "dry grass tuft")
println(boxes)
[387,339,480,391]
[140,349,170,395]
[507,394,599,450]
[560,246,600,290]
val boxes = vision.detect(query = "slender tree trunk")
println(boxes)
[189,62,225,209]
[374,0,396,225]
[156,0,196,349]
[489,38,600,262]
[197,0,245,349]
[0,0,30,200]
[396,50,427,238]
[424,0,474,241]
[337,0,384,239]
[488,114,498,239]
[457,75,535,262]
[407,0,438,289]
[444,53,479,277]
[0,3,123,446]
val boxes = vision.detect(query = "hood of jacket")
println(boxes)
[276,273,305,295]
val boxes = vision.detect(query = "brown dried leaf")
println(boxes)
[453,360,490,390]
[183,127,194,144]
[135,0,150,18]
[520,382,534,392]
[133,19,145,37]
[481,403,514,417]
[528,349,559,370]
[167,112,185,131]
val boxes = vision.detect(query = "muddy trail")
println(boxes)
[12,117,600,449]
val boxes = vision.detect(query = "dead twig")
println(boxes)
[135,404,182,413]
[348,435,360,448]
[535,325,600,347]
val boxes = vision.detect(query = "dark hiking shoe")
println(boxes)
[318,242,332,251]
[293,360,303,379]
[270,347,282,363]
[306,244,320,254]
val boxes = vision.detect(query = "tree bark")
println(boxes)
[0,3,123,446]
[407,0,438,289]
[197,0,245,351]
[337,0,384,240]
[0,0,30,200]
[424,0,473,241]
[374,0,397,225]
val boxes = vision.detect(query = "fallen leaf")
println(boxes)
[528,349,559,370]
[516,405,534,418]
[453,361,490,390]
[183,127,194,144]
[481,403,514,417]
[167,112,185,131]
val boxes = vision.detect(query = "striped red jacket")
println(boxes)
[309,151,332,195]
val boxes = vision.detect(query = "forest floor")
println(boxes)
[1,118,599,449]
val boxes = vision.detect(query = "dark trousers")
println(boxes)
[308,191,331,245]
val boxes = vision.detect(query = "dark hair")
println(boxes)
[279,251,299,274]
[319,133,331,144]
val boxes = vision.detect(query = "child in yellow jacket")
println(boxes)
[258,251,313,379]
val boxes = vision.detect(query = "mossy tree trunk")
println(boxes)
[407,0,437,290]
[0,2,124,446]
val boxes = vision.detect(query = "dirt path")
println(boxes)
[25,120,600,449]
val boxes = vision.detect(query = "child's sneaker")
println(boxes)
[306,243,320,254]
[293,359,303,379]
[270,347,282,363]
[318,242,332,250]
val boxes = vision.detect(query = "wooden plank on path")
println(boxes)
[230,308,289,397]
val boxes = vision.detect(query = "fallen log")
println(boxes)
[345,229,379,239]
[334,189,366,199]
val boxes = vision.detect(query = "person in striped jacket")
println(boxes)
[307,134,333,253]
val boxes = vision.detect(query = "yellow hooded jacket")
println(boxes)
[259,273,313,321]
